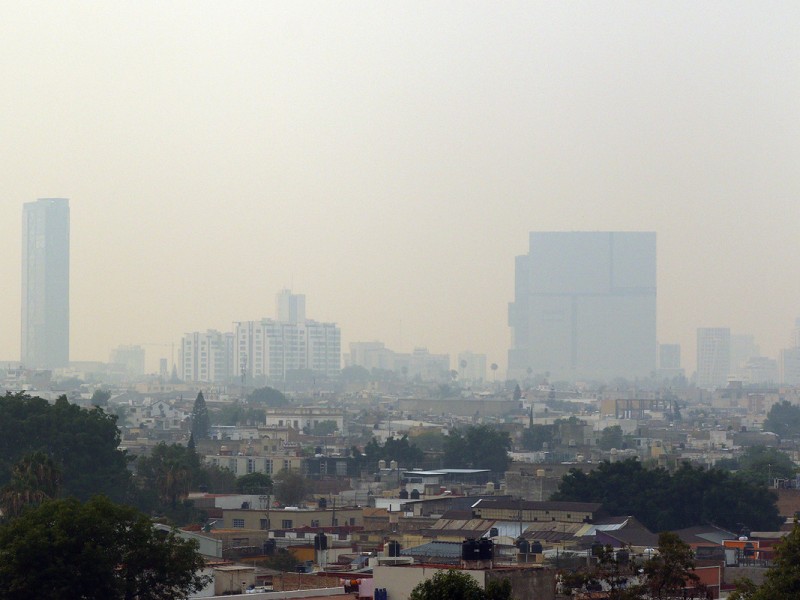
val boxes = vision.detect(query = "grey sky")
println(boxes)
[1,2,799,373]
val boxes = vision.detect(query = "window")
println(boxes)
[350,518,356,526]
[233,519,245,528]
[260,519,269,530]
[311,519,320,528]
[281,519,293,529]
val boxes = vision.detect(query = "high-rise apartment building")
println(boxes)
[696,327,731,389]
[21,198,70,369]
[276,289,306,324]
[109,345,145,378]
[180,330,234,383]
[508,232,657,381]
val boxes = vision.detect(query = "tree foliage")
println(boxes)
[0,393,130,503]
[236,472,273,494]
[409,569,511,600]
[273,470,307,506]
[0,496,209,600]
[364,435,424,470]
[443,425,511,474]
[0,452,61,520]
[553,459,781,532]
[247,387,290,407]
[715,446,796,486]
[642,532,700,599]
[521,424,554,451]
[90,389,111,407]
[764,401,800,439]
[598,425,625,451]
[190,392,210,440]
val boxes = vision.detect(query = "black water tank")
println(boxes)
[410,489,420,499]
[478,538,493,561]
[516,539,530,554]
[531,541,543,554]
[263,539,276,555]
[314,533,328,550]
[591,542,604,557]
[399,489,409,499]
[489,527,499,538]
[462,538,480,561]
[318,497,327,509]
[388,540,401,557]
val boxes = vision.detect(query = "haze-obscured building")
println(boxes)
[696,328,731,389]
[508,231,657,382]
[109,345,145,378]
[458,351,487,382]
[21,198,70,369]
[180,330,234,383]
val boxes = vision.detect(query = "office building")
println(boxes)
[21,198,70,369]
[508,231,657,381]
[276,289,305,324]
[658,343,684,379]
[696,328,731,389]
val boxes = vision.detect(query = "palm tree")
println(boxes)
[0,452,61,519]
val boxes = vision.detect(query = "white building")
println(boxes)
[696,328,731,389]
[180,330,234,383]
[235,319,340,382]
[780,347,800,385]
[458,351,487,382]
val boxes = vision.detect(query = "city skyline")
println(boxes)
[1,4,800,373]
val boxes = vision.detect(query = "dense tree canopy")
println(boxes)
[764,401,800,439]
[364,435,424,470]
[553,459,781,532]
[598,425,625,450]
[273,470,307,506]
[247,386,289,407]
[520,424,554,451]
[443,425,511,474]
[409,569,511,600]
[0,393,130,502]
[0,452,61,519]
[0,496,209,600]
[715,446,796,486]
[236,472,273,494]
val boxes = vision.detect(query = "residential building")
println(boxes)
[275,288,305,324]
[780,347,800,385]
[696,328,731,389]
[658,343,684,379]
[346,341,396,371]
[180,330,234,383]
[508,231,657,381]
[21,198,70,369]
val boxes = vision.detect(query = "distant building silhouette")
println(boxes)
[21,198,70,369]
[507,231,656,382]
[658,343,684,379]
[696,327,731,389]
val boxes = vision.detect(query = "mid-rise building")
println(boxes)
[696,328,731,389]
[180,330,234,383]
[508,231,657,381]
[458,351,487,382]
[21,198,70,369]
[275,289,305,324]
[780,347,800,385]
[658,343,684,379]
[109,345,145,377]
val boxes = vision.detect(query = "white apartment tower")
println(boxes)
[696,328,731,389]
[180,330,234,383]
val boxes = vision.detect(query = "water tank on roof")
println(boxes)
[489,527,499,538]
[516,539,530,554]
[486,481,495,492]
[387,540,401,557]
[318,497,327,509]
[378,460,386,470]
[399,489,409,499]
[531,541,543,554]
[410,489,420,499]
[478,538,493,561]
[462,539,480,561]
[390,460,398,470]
[536,469,546,477]
[314,532,328,551]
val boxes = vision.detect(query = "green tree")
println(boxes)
[764,401,800,439]
[273,469,307,506]
[190,392,210,440]
[520,424,554,451]
[0,452,61,519]
[553,459,781,532]
[236,472,273,494]
[715,446,796,486]
[0,393,130,502]
[363,435,424,470]
[312,420,338,435]
[729,524,800,599]
[409,570,487,600]
[0,496,209,599]
[443,425,511,474]
[598,425,625,450]
[642,532,700,599]
[247,387,289,407]
[91,389,111,407]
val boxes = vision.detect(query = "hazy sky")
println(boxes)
[2,2,799,374]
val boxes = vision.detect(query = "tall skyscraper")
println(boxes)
[508,232,657,381]
[696,327,731,389]
[276,289,306,324]
[21,198,70,369]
